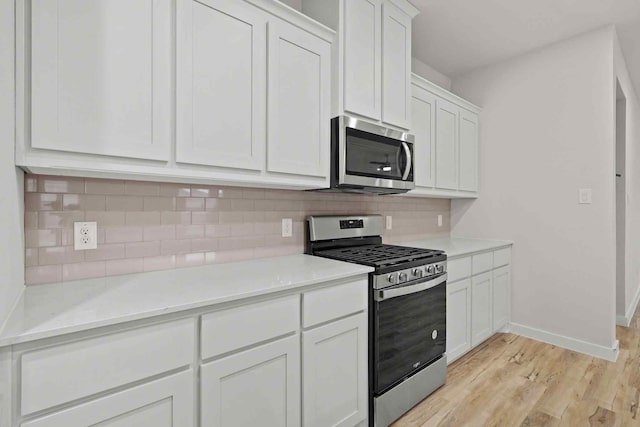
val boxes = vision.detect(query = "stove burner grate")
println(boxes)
[315,244,443,268]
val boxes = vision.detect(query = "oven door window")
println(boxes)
[374,281,446,394]
[345,128,408,180]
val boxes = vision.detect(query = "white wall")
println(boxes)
[450,27,617,351]
[614,30,640,323]
[411,57,452,90]
[0,0,25,327]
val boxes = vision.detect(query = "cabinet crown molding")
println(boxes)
[411,73,481,114]
[247,0,336,41]
[386,0,420,17]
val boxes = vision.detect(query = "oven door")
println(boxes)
[333,116,414,192]
[373,273,447,395]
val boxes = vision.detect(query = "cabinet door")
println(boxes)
[303,313,367,427]
[446,279,471,364]
[343,0,382,121]
[267,19,330,178]
[201,335,300,427]
[30,0,171,160]
[176,0,266,170]
[411,85,436,188]
[459,109,479,192]
[21,371,193,427]
[435,98,459,190]
[492,266,510,332]
[471,272,493,346]
[381,2,412,129]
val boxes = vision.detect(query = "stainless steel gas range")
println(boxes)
[306,215,447,427]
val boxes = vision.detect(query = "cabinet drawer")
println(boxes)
[21,370,194,427]
[472,252,493,275]
[20,318,195,416]
[494,248,511,268]
[303,279,367,328]
[201,295,299,360]
[447,257,471,282]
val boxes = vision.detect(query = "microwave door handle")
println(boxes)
[375,274,447,301]
[401,141,412,180]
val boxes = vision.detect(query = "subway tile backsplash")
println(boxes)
[24,175,451,285]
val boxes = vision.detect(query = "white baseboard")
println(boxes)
[617,314,631,327]
[509,322,619,362]
[617,284,640,327]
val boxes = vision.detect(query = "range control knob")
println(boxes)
[387,274,396,284]
[435,264,444,273]
[412,268,424,278]
[426,265,435,274]
[398,272,408,282]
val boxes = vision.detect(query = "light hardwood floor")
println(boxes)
[393,309,640,426]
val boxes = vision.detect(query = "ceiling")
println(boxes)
[410,0,640,92]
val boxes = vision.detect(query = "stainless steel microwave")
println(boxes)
[323,115,415,195]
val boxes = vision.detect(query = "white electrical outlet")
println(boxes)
[282,218,293,237]
[74,222,97,250]
[579,188,592,204]
[385,215,392,230]
[437,214,443,227]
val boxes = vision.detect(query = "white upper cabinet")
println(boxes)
[17,0,333,190]
[435,98,459,191]
[459,109,479,192]
[176,0,266,171]
[343,0,382,121]
[28,0,171,161]
[411,86,436,188]
[382,1,412,129]
[267,17,331,177]
[408,74,481,199]
[302,0,418,130]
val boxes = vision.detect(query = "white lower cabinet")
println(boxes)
[21,370,193,427]
[471,272,493,347]
[492,266,511,332]
[446,246,512,364]
[302,313,368,427]
[446,279,471,362]
[201,335,301,427]
[6,276,369,427]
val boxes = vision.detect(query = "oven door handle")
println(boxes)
[375,274,447,301]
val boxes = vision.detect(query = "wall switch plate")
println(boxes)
[385,216,392,230]
[74,222,97,250]
[437,214,443,227]
[282,218,293,237]
[579,188,592,204]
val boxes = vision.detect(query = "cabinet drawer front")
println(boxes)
[303,279,367,328]
[493,248,511,268]
[447,257,471,282]
[472,252,493,275]
[21,318,195,415]
[201,295,299,360]
[21,370,194,427]
[201,335,300,427]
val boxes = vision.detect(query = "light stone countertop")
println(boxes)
[402,238,513,259]
[0,255,373,347]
